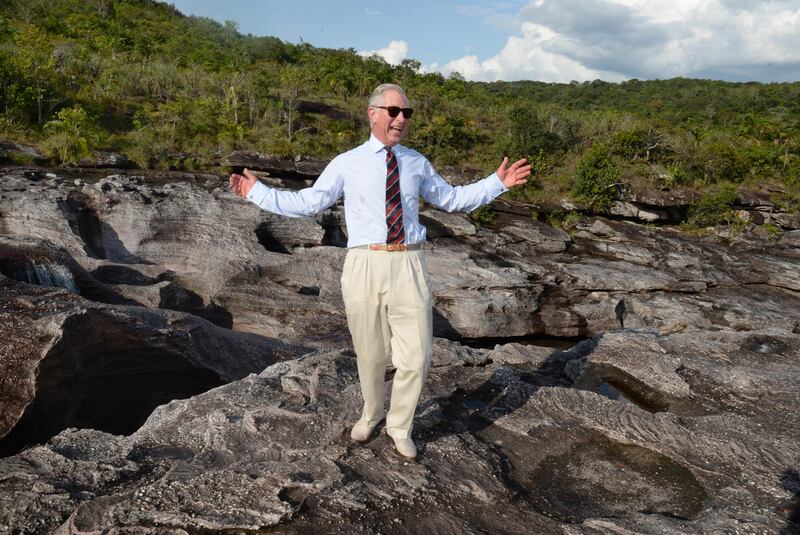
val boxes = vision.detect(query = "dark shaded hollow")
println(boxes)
[158,284,234,329]
[321,225,348,247]
[0,310,224,457]
[58,194,150,264]
[91,264,159,285]
[255,223,291,254]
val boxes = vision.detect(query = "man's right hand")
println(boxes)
[229,168,258,198]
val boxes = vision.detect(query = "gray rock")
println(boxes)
[77,152,136,169]
[227,152,330,179]
[293,155,330,176]
[2,168,800,533]
[419,209,477,238]
[0,272,304,458]
[0,329,796,534]
[227,150,296,175]
[780,229,800,247]
[773,212,800,230]
[609,200,640,218]
[500,218,571,252]
[589,219,614,236]
[609,200,671,222]
[0,141,48,163]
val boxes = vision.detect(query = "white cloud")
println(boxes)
[440,22,625,82]
[436,0,800,82]
[363,8,381,16]
[359,40,409,65]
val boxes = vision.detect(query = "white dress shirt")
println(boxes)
[247,134,507,248]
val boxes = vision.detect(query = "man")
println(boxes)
[230,83,530,459]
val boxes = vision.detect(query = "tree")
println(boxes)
[508,105,565,159]
[278,64,312,142]
[9,21,61,123]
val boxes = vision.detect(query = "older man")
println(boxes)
[230,83,529,459]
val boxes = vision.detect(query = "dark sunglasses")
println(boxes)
[374,105,414,119]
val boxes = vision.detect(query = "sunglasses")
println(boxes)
[374,105,414,119]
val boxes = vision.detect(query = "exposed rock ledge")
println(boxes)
[0,167,799,533]
[1,329,798,533]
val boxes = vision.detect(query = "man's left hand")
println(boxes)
[496,157,531,189]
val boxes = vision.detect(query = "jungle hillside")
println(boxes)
[1,0,799,219]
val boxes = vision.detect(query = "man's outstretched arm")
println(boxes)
[421,157,531,213]
[230,167,343,217]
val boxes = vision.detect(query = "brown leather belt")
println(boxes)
[354,243,422,252]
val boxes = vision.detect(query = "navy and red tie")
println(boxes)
[385,146,405,244]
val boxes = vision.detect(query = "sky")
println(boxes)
[167,0,800,83]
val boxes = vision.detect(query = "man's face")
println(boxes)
[368,90,410,146]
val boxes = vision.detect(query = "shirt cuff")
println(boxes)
[485,173,508,197]
[246,180,269,206]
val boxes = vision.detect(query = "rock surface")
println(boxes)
[1,166,799,534]
[0,331,798,534]
[0,271,305,458]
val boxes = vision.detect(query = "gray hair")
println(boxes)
[368,83,408,107]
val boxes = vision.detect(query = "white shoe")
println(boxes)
[390,436,417,460]
[350,420,378,442]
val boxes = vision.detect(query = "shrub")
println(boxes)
[695,138,749,183]
[469,205,497,227]
[686,187,738,227]
[546,209,582,231]
[43,105,98,165]
[571,143,619,210]
[611,129,649,160]
[507,106,565,159]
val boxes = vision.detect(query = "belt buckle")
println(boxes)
[367,243,408,252]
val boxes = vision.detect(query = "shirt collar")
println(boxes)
[368,134,403,154]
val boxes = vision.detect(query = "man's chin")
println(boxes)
[388,132,405,144]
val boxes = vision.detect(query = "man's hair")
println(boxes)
[368,83,408,107]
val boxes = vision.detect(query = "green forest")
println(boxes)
[1,0,798,219]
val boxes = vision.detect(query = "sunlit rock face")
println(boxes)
[0,167,799,534]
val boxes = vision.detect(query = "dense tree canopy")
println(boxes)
[1,0,798,213]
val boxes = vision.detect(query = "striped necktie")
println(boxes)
[385,146,405,244]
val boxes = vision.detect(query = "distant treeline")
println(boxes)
[1,0,798,215]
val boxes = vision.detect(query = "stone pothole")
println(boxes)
[574,362,709,417]
[486,427,709,523]
[0,309,225,457]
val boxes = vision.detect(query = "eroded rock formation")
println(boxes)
[1,165,799,533]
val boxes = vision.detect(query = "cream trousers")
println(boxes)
[340,247,433,439]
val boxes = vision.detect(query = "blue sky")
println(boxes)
[168,0,800,83]
[168,1,525,68]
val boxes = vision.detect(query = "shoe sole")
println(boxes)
[393,449,417,461]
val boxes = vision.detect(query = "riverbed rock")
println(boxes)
[1,167,799,533]
[0,141,49,164]
[0,327,797,534]
[77,152,136,169]
[0,273,305,458]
